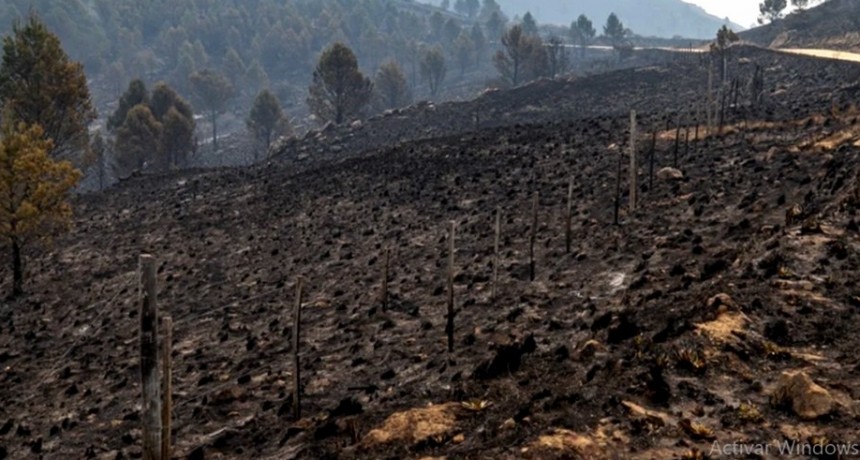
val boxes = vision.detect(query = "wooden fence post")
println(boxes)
[707,55,714,136]
[292,278,303,420]
[614,147,622,226]
[161,316,173,460]
[649,130,657,192]
[719,84,727,135]
[492,209,500,299]
[139,254,162,460]
[381,248,389,311]
[684,118,691,157]
[629,110,637,214]
[529,192,538,281]
[565,178,573,254]
[446,221,456,352]
[673,115,682,168]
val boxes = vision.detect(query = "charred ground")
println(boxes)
[1,46,860,459]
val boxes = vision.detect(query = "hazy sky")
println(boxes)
[685,0,797,29]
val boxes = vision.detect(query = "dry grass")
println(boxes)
[362,402,462,446]
[738,402,764,423]
[780,48,860,63]
[696,311,749,344]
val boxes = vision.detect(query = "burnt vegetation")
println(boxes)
[1,1,860,459]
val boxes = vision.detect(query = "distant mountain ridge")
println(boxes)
[493,0,744,39]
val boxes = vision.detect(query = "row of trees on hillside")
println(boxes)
[0,0,511,111]
[300,7,635,126]
[1,0,639,129]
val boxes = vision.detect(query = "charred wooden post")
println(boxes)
[446,221,456,352]
[684,119,691,158]
[381,248,390,311]
[139,254,162,460]
[649,130,657,191]
[673,115,682,168]
[161,316,173,460]
[565,178,573,254]
[493,209,501,299]
[719,85,727,135]
[629,110,637,214]
[292,278,303,420]
[614,148,622,226]
[695,113,700,142]
[707,55,714,134]
[529,192,538,281]
[733,77,740,107]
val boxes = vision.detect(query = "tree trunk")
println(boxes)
[11,238,22,297]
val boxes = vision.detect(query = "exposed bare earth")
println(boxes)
[1,46,860,459]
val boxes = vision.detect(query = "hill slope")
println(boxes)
[494,0,742,39]
[742,0,860,51]
[1,46,860,459]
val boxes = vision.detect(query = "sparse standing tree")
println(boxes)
[161,107,195,168]
[443,19,462,45]
[115,105,162,177]
[603,13,627,46]
[758,0,788,24]
[0,120,81,297]
[420,47,447,97]
[527,37,549,80]
[151,82,196,168]
[521,12,538,36]
[570,14,596,60]
[494,25,540,86]
[108,79,149,132]
[307,42,373,125]
[470,24,487,67]
[247,89,285,153]
[521,11,538,37]
[603,13,629,62]
[546,36,569,77]
[0,16,97,162]
[791,0,816,10]
[713,25,739,83]
[223,47,246,89]
[485,11,506,43]
[150,82,193,123]
[454,33,474,77]
[375,60,411,110]
[189,69,234,153]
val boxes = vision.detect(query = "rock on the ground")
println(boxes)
[771,370,834,420]
[657,167,684,180]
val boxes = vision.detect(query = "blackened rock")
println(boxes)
[314,419,339,440]
[607,313,640,344]
[330,398,363,417]
[646,365,672,406]
[188,445,205,460]
[474,336,537,380]
[764,319,792,346]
